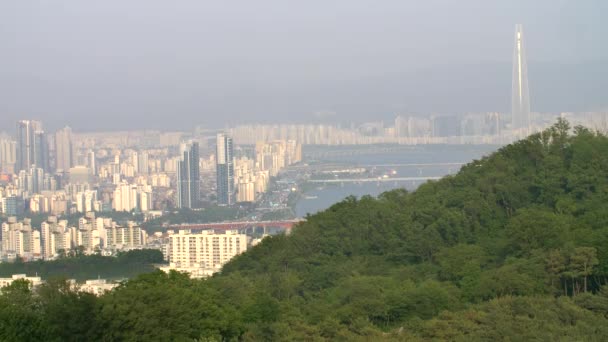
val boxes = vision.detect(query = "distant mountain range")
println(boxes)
[0,61,606,131]
[295,61,608,123]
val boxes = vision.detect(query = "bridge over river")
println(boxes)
[307,176,442,183]
[169,219,303,234]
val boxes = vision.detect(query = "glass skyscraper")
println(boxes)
[216,133,234,206]
[55,126,74,173]
[16,120,49,172]
[176,141,200,209]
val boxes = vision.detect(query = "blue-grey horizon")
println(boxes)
[1,1,607,132]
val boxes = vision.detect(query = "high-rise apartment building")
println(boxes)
[76,190,99,213]
[168,229,247,272]
[176,141,200,209]
[236,181,255,202]
[112,182,152,212]
[1,196,23,217]
[87,150,96,176]
[216,133,234,205]
[34,130,50,172]
[55,127,74,172]
[104,221,145,248]
[40,216,71,259]
[255,140,299,177]
[1,217,40,259]
[16,120,49,172]
[133,151,149,174]
[77,212,103,252]
[16,120,40,172]
[0,137,16,173]
[511,24,531,138]
[18,167,46,194]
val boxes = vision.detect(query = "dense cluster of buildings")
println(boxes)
[0,121,301,279]
[1,109,605,220]
[0,119,302,217]
[0,213,146,261]
[0,121,169,217]
[227,111,608,146]
[0,211,257,279]
[175,133,302,208]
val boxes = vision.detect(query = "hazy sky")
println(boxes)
[1,1,606,131]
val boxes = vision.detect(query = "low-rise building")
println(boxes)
[79,279,118,296]
[0,274,43,288]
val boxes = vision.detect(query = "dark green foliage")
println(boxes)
[37,278,100,342]
[408,295,608,341]
[0,280,51,341]
[142,206,248,232]
[0,249,163,281]
[2,120,608,340]
[97,271,240,341]
[260,208,295,221]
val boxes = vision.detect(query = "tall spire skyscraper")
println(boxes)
[511,24,531,138]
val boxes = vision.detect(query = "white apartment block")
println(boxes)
[2,213,149,260]
[168,230,247,273]
[41,218,71,260]
[237,181,255,202]
[105,222,146,248]
[112,182,153,212]
[1,218,40,259]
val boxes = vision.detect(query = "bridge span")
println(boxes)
[307,176,441,183]
[169,219,303,233]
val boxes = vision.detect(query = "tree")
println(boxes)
[37,277,100,341]
[506,209,568,254]
[570,247,599,293]
[435,244,488,281]
[545,249,567,294]
[0,280,50,341]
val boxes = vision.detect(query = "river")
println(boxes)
[294,144,500,217]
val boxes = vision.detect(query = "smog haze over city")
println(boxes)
[1,0,607,131]
[2,2,608,341]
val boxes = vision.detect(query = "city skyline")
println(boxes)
[1,2,607,131]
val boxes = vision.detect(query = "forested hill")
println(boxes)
[214,119,608,339]
[3,120,608,341]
